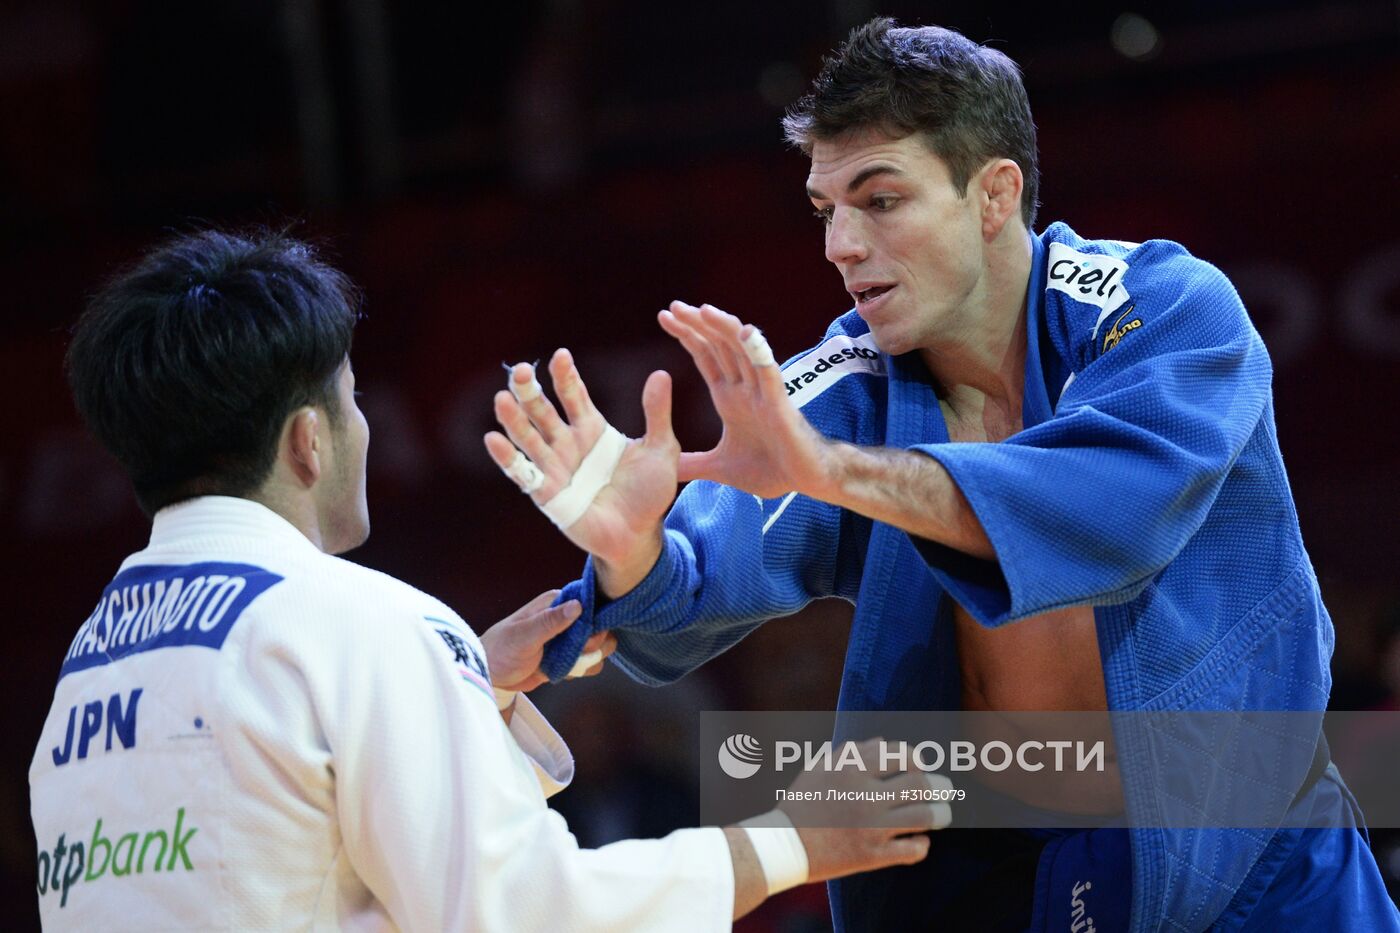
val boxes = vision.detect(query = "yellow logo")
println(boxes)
[1101,306,1141,353]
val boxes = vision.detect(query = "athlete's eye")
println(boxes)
[812,206,833,226]
[870,195,899,211]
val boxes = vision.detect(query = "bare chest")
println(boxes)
[939,400,1108,711]
[952,600,1108,712]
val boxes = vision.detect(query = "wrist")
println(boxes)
[738,810,809,895]
[803,436,849,505]
[595,526,664,599]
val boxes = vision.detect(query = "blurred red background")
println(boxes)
[2,2,1398,927]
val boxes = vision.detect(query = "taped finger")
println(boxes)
[502,450,545,494]
[742,326,775,367]
[507,361,571,446]
[567,649,604,678]
[505,361,543,403]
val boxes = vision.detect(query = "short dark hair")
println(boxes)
[66,228,361,515]
[783,18,1040,228]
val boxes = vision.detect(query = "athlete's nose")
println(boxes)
[824,207,869,266]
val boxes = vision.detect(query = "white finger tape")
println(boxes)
[539,424,627,529]
[566,649,604,678]
[507,363,543,403]
[504,450,545,494]
[741,328,775,367]
[740,809,809,895]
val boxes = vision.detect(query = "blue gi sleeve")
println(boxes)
[540,481,861,684]
[911,245,1273,626]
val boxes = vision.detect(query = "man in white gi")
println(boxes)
[29,229,944,930]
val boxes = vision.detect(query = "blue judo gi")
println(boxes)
[543,222,1399,930]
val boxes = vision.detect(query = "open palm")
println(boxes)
[484,349,680,571]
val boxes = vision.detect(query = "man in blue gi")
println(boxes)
[485,17,1400,932]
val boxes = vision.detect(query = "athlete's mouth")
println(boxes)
[852,285,895,305]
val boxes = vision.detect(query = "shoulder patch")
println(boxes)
[1046,242,1132,339]
[424,616,493,698]
[782,332,885,410]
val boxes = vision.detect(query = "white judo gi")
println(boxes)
[30,496,732,931]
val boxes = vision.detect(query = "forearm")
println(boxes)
[811,440,996,561]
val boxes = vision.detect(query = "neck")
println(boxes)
[918,229,1033,406]
[249,484,326,552]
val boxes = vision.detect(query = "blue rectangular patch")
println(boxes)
[60,562,284,679]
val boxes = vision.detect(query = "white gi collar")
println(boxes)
[146,495,323,556]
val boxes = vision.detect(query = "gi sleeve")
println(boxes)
[246,605,734,932]
[508,693,574,798]
[544,478,862,684]
[911,248,1273,625]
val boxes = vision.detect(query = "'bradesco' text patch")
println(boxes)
[782,332,885,410]
[60,563,283,679]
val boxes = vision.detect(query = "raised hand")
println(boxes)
[483,349,681,596]
[658,301,834,500]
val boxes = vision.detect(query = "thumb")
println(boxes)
[524,599,582,640]
[641,370,675,447]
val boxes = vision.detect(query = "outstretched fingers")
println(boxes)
[641,369,676,448]
[484,430,550,497]
[509,362,570,445]
[682,302,746,383]
[660,302,731,387]
[548,348,602,428]
[494,390,562,476]
[693,304,759,388]
[482,430,521,474]
[698,304,787,400]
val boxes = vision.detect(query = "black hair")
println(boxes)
[784,17,1040,228]
[66,228,361,515]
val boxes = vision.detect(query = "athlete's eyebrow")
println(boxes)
[806,164,906,201]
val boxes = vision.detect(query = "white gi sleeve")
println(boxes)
[508,694,574,798]
[245,606,733,933]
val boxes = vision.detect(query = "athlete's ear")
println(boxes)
[979,158,1024,238]
[283,407,322,488]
